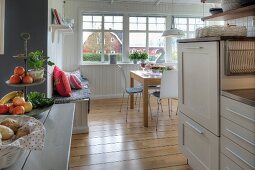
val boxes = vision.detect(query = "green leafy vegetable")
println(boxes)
[27,91,54,108]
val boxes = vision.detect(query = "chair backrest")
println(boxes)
[159,70,178,99]
[117,65,127,91]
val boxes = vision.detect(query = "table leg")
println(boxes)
[130,77,134,109]
[143,82,148,127]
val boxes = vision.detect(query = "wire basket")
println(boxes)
[225,41,255,75]
[221,0,241,11]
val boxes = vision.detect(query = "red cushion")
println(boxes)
[68,74,82,89]
[53,66,72,97]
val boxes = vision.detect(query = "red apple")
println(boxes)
[14,66,25,76]
[0,104,9,114]
[12,106,25,115]
[9,74,21,84]
[12,96,25,106]
[9,105,15,114]
[22,75,33,84]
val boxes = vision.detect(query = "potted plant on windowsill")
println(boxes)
[27,50,54,81]
[139,52,148,64]
[129,51,140,64]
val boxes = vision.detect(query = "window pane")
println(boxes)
[138,17,146,23]
[83,16,92,21]
[189,18,195,24]
[149,17,156,23]
[157,17,165,23]
[130,23,137,30]
[129,32,146,48]
[114,16,123,22]
[189,25,195,31]
[148,33,165,63]
[149,24,157,31]
[82,32,102,62]
[113,23,122,30]
[83,22,93,29]
[179,18,187,24]
[104,32,123,62]
[129,17,137,23]
[93,16,102,22]
[105,23,113,30]
[104,16,113,22]
[137,23,146,30]
[176,25,187,31]
[157,24,165,31]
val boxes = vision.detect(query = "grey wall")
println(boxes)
[0,0,48,97]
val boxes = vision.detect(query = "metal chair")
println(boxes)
[149,70,178,131]
[117,65,143,122]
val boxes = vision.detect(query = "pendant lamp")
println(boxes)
[162,1,184,37]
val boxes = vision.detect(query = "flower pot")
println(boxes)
[133,60,138,64]
[27,69,44,82]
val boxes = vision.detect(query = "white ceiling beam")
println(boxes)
[110,0,114,4]
[155,0,161,6]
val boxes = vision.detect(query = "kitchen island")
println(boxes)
[5,103,75,170]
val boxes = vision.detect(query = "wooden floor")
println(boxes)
[70,97,192,170]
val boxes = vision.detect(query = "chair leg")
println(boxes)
[135,93,138,105]
[170,98,173,113]
[138,93,141,112]
[156,98,160,132]
[126,95,129,122]
[120,92,125,112]
[148,94,153,120]
[176,103,179,115]
[168,98,171,117]
[160,102,163,113]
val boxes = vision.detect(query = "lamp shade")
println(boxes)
[162,28,184,37]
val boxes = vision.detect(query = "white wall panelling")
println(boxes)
[80,64,140,99]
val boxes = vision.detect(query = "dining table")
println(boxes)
[130,70,162,127]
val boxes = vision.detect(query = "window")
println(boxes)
[129,16,166,63]
[82,15,123,63]
[169,17,206,62]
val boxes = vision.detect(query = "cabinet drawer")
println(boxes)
[221,117,255,155]
[221,96,255,132]
[179,41,218,53]
[221,153,242,170]
[221,136,255,170]
[178,112,219,170]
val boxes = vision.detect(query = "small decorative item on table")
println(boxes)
[0,115,46,169]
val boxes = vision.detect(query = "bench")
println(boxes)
[52,78,90,134]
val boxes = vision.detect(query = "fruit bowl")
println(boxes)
[5,78,46,87]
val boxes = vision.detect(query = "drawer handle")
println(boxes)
[225,147,255,169]
[226,108,255,123]
[185,47,203,49]
[185,121,203,134]
[226,128,255,147]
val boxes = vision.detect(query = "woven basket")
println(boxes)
[195,25,247,38]
[221,0,241,11]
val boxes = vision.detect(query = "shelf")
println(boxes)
[49,24,73,43]
[13,54,27,60]
[202,5,255,21]
[5,78,46,87]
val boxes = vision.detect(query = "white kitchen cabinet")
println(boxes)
[178,42,220,136]
[221,136,255,170]
[178,112,219,170]
[221,154,242,170]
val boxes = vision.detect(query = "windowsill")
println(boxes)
[79,62,138,66]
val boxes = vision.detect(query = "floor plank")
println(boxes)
[70,98,191,170]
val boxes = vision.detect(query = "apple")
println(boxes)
[9,105,15,114]
[22,75,33,84]
[23,101,33,112]
[14,66,25,76]
[12,106,25,115]
[0,104,9,114]
[12,96,25,106]
[9,74,21,84]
